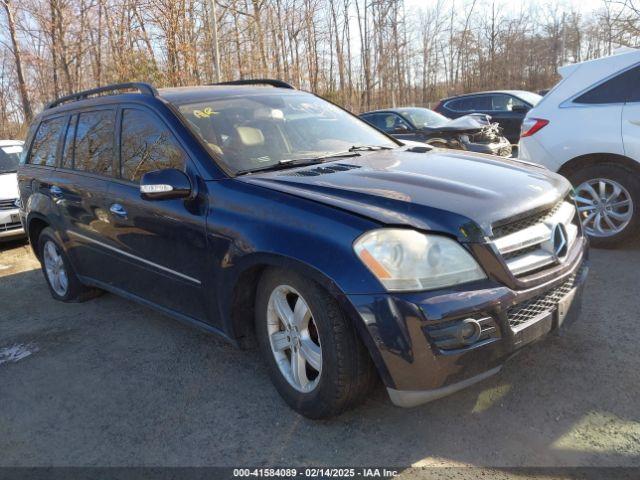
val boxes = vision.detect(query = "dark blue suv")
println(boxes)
[18,81,588,418]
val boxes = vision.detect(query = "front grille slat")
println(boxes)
[491,199,579,278]
[506,265,585,329]
[0,198,17,210]
[492,201,563,238]
[0,221,21,232]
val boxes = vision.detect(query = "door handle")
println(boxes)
[49,185,63,198]
[629,120,640,127]
[109,203,128,217]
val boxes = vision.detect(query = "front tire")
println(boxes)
[38,227,102,302]
[567,164,640,248]
[255,268,377,418]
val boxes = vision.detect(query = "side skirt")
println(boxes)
[78,275,238,347]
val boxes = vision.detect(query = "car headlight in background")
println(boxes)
[353,229,486,291]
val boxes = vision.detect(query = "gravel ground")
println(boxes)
[1,237,639,470]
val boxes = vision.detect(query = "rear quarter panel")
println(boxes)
[522,103,624,172]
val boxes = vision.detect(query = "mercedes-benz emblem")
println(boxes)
[552,223,568,260]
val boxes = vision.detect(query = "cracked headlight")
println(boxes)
[353,229,486,292]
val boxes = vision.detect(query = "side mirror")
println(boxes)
[140,169,191,200]
[393,124,410,133]
[511,105,529,113]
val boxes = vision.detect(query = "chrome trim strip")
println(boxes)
[506,249,556,276]
[68,230,202,285]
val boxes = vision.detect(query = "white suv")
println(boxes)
[519,48,640,247]
[0,140,25,241]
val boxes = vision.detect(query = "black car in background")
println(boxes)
[434,90,542,144]
[360,107,512,157]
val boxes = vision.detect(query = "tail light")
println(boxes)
[520,118,549,138]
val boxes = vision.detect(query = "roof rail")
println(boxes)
[212,79,295,89]
[45,82,159,110]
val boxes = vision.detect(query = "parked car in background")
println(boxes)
[360,107,512,157]
[18,80,587,418]
[519,48,640,247]
[435,90,542,144]
[0,140,26,241]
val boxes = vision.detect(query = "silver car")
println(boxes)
[0,140,26,241]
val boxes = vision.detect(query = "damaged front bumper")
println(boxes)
[345,248,588,408]
[460,135,513,157]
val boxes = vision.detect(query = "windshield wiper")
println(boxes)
[348,145,394,152]
[235,151,362,176]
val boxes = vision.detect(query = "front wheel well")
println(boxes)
[558,153,640,179]
[228,259,341,349]
[229,265,266,349]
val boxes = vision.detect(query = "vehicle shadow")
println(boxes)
[0,246,638,468]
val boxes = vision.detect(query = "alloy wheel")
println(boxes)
[266,285,322,393]
[43,240,69,296]
[575,178,633,237]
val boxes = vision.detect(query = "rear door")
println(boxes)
[103,105,208,320]
[17,115,67,235]
[54,108,118,284]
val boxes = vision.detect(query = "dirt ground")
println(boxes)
[1,237,639,471]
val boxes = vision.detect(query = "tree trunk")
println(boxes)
[2,0,32,121]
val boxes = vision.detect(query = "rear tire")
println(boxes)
[566,163,640,248]
[38,227,102,302]
[255,268,377,419]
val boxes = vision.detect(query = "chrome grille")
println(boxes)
[1,221,21,232]
[507,265,584,329]
[493,201,563,238]
[491,199,579,277]
[0,198,17,210]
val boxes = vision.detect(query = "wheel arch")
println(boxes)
[558,153,640,179]
[26,214,50,260]
[222,253,392,385]
[222,253,347,348]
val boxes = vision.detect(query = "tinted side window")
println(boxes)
[446,98,466,111]
[490,94,527,111]
[361,114,382,129]
[447,96,490,111]
[378,113,411,132]
[61,115,77,169]
[120,109,187,182]
[575,66,640,104]
[27,116,66,167]
[467,96,491,110]
[74,110,115,175]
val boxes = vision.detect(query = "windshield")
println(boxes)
[516,91,542,106]
[398,108,449,128]
[175,92,397,173]
[0,144,22,173]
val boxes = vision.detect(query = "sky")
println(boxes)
[403,0,606,15]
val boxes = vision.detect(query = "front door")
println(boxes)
[103,106,208,321]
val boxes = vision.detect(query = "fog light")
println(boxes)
[456,318,481,345]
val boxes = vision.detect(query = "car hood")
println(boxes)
[0,172,18,199]
[425,114,491,133]
[239,149,569,241]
